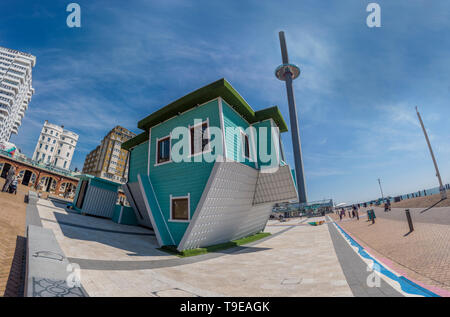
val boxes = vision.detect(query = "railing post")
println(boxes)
[405,209,414,232]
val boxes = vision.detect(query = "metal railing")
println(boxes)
[0,150,77,178]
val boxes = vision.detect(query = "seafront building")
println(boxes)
[0,46,35,143]
[82,126,136,184]
[32,120,79,170]
[122,79,298,251]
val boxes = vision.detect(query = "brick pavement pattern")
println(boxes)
[0,180,27,297]
[330,207,450,293]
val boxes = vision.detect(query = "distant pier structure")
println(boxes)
[275,31,308,203]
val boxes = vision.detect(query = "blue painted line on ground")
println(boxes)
[332,220,440,297]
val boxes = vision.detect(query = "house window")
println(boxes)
[170,195,190,221]
[157,136,171,164]
[242,132,250,159]
[190,121,210,155]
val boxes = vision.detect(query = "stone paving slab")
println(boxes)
[121,223,353,297]
[37,200,354,297]
[34,198,412,297]
[38,199,171,262]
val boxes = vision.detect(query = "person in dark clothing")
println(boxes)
[353,205,359,220]
[9,175,18,195]
[2,166,15,192]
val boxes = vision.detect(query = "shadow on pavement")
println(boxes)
[420,198,447,214]
[4,236,26,297]
[49,211,164,258]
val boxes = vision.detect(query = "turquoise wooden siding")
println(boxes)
[148,99,221,245]
[90,178,121,192]
[112,205,139,226]
[71,175,120,218]
[139,174,175,245]
[222,100,257,169]
[128,140,149,183]
[126,97,284,247]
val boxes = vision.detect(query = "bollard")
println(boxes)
[405,209,414,233]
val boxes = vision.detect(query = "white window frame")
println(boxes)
[169,193,190,223]
[240,130,251,161]
[154,135,172,167]
[188,119,212,158]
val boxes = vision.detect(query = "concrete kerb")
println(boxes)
[24,191,88,297]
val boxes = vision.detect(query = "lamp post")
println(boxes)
[275,31,308,203]
[416,106,447,199]
[378,178,384,200]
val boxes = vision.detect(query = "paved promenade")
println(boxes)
[331,206,450,296]
[2,190,443,297]
[36,200,360,297]
[31,198,413,297]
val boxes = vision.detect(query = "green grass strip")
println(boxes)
[159,232,271,258]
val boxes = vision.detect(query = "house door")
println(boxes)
[76,180,89,209]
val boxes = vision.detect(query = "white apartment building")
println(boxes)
[33,121,79,170]
[0,46,35,143]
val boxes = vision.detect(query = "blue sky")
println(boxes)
[1,0,450,204]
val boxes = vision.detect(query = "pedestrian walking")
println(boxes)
[368,209,376,224]
[2,166,15,192]
[353,205,359,220]
[10,175,18,195]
